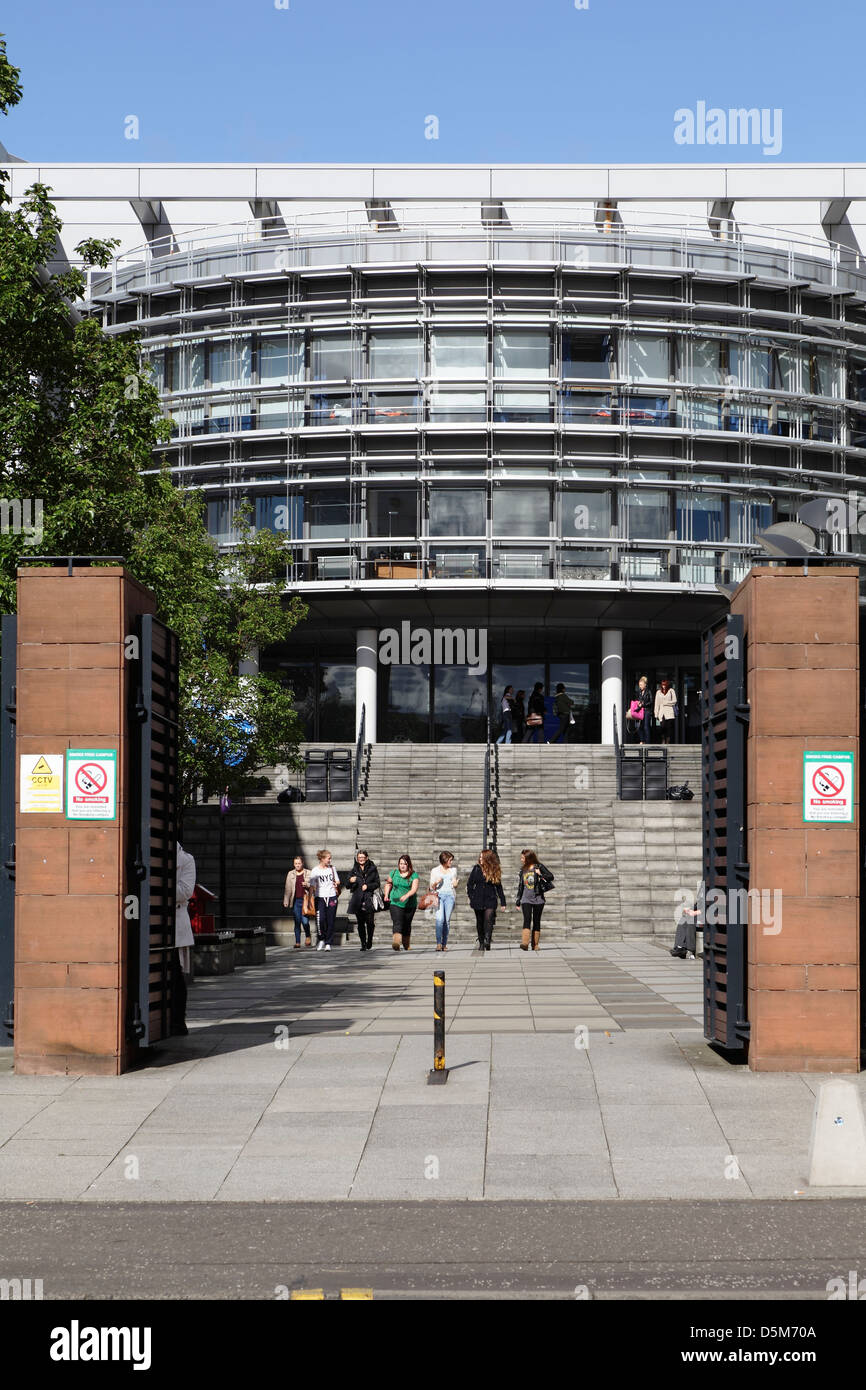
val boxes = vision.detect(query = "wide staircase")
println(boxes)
[182,741,704,946]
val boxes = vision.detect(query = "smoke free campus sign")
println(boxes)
[65,749,118,822]
[803,751,854,824]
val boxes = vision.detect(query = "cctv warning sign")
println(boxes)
[20,752,64,813]
[803,751,854,823]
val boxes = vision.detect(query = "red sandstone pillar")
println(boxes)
[733,566,860,1072]
[14,565,156,1075]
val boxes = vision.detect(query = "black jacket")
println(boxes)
[467,864,506,910]
[347,858,380,911]
[527,690,545,719]
[515,861,553,906]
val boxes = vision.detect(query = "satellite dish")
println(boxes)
[756,522,820,559]
[797,498,835,531]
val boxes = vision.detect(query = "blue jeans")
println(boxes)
[435,893,455,946]
[496,712,513,744]
[292,898,311,944]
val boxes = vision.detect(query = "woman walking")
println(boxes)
[515,849,553,952]
[512,689,526,744]
[495,686,515,744]
[347,849,380,952]
[386,854,419,951]
[522,681,546,743]
[550,683,574,744]
[654,677,678,745]
[283,854,312,949]
[466,849,506,952]
[430,850,458,952]
[309,848,341,952]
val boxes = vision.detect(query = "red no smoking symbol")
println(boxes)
[75,763,107,796]
[812,764,844,798]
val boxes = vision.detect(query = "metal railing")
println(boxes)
[353,703,366,802]
[100,205,866,298]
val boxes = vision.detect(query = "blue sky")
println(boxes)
[2,0,864,164]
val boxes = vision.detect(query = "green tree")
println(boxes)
[0,36,307,803]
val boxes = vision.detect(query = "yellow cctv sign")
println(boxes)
[20,752,65,813]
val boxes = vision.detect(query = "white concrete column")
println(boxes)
[356,628,377,743]
[600,628,623,745]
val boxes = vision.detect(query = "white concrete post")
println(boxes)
[356,628,377,743]
[600,628,623,745]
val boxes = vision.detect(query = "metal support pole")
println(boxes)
[219,788,228,935]
[428,971,448,1084]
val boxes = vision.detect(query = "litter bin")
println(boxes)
[644,749,668,800]
[328,748,352,801]
[305,750,328,802]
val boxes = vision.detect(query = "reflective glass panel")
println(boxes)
[429,490,486,536]
[311,334,353,381]
[433,666,488,743]
[493,487,549,537]
[626,489,670,539]
[493,330,550,378]
[369,331,422,379]
[562,489,612,538]
[430,329,487,379]
[626,335,670,382]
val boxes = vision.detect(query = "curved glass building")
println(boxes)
[88,203,866,743]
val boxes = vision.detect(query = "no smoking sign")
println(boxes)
[803,751,854,823]
[66,748,117,821]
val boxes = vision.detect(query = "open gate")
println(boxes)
[127,613,180,1048]
[0,615,16,1046]
[701,611,750,1051]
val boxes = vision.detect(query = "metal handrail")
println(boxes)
[102,204,863,288]
[483,711,492,850]
[353,702,366,801]
[613,702,622,799]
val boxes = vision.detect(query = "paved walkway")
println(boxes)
[0,940,862,1203]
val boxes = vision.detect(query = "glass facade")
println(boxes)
[91,212,866,738]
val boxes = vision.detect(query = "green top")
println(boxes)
[390,868,419,904]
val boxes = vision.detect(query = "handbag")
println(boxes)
[628,700,644,721]
[526,713,543,727]
[418,891,438,911]
[302,889,316,918]
[372,888,385,912]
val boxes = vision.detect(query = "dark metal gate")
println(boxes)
[0,616,16,1046]
[127,614,180,1048]
[701,612,750,1051]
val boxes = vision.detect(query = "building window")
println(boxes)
[676,487,724,542]
[493,388,550,422]
[562,332,615,380]
[429,489,486,537]
[308,490,351,539]
[367,488,417,538]
[429,390,487,422]
[310,394,352,425]
[562,489,612,538]
[493,329,550,378]
[493,487,549,537]
[210,340,251,387]
[430,329,487,379]
[368,392,420,423]
[626,335,670,383]
[368,331,422,380]
[626,489,670,540]
[311,333,353,382]
[691,339,724,387]
[260,335,304,384]
[731,495,772,543]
